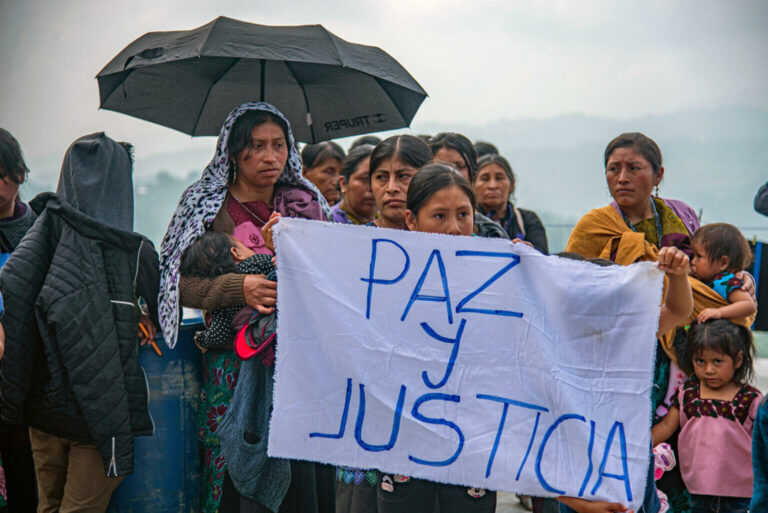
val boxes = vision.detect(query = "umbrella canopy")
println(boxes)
[97,17,427,143]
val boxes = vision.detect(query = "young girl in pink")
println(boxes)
[652,320,762,513]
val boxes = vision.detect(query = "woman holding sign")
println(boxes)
[335,134,432,513]
[428,132,509,239]
[372,163,498,513]
[159,102,333,513]
[565,132,756,513]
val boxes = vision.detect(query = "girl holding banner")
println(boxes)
[362,141,540,513]
[557,246,693,513]
[336,135,433,513]
[338,139,500,513]
[374,162,499,513]
[565,132,756,513]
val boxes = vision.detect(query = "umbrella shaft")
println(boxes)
[260,59,265,102]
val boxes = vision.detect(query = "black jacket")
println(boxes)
[0,193,156,476]
[474,211,510,240]
[478,204,548,254]
[756,181,768,217]
[506,207,548,255]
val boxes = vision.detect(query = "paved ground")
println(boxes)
[496,492,529,512]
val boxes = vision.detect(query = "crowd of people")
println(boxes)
[0,101,764,513]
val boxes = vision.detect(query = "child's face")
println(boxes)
[690,240,728,281]
[405,185,474,236]
[693,348,742,390]
[230,237,256,263]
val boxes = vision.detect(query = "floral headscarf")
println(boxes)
[158,102,331,348]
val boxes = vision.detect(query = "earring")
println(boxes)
[231,161,238,183]
[655,183,660,197]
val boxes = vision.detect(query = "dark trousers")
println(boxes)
[689,494,750,513]
[221,461,335,513]
[0,425,37,513]
[376,475,496,513]
[532,497,559,513]
[221,472,270,513]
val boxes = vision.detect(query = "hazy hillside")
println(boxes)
[20,106,768,251]
[418,106,768,251]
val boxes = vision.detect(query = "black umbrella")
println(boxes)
[97,17,427,143]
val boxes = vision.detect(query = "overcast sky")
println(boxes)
[1,0,767,183]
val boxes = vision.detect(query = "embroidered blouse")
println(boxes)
[671,378,762,497]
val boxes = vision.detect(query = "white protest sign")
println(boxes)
[270,218,662,509]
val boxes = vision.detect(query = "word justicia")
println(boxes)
[304,238,635,503]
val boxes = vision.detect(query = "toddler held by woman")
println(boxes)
[690,223,756,323]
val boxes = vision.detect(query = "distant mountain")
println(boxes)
[417,105,768,151]
[20,106,768,252]
[416,106,768,251]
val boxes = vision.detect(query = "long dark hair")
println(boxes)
[301,141,345,169]
[0,128,29,185]
[349,135,381,151]
[369,135,432,177]
[681,320,756,385]
[428,132,478,181]
[180,231,237,279]
[474,141,499,160]
[406,163,475,217]
[341,145,374,181]
[604,132,663,176]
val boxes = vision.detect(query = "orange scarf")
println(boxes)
[565,206,755,361]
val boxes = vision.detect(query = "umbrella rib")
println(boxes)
[374,77,408,126]
[320,27,344,66]
[284,62,317,143]
[191,57,241,135]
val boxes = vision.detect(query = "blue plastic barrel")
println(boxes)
[107,316,204,513]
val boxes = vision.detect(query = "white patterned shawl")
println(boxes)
[158,102,331,348]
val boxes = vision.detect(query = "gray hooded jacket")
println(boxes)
[56,132,134,231]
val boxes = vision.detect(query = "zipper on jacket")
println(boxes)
[108,437,118,477]
[110,300,135,307]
